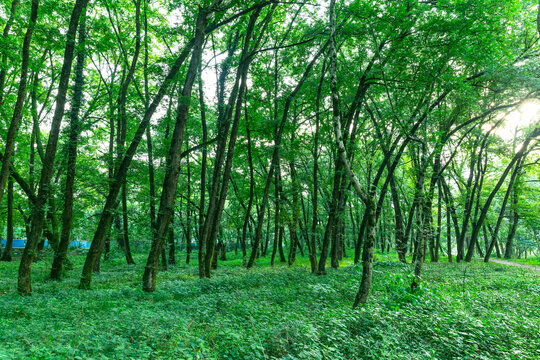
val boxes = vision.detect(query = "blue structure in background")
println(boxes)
[0,239,91,249]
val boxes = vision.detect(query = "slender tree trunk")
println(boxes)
[0,176,14,261]
[197,61,208,271]
[0,0,20,106]
[484,159,521,262]
[185,154,192,265]
[465,131,537,262]
[446,194,452,262]
[390,175,406,263]
[434,182,442,262]
[121,185,135,264]
[287,111,301,266]
[0,0,39,208]
[142,10,207,292]
[240,101,255,266]
[504,189,519,259]
[79,17,199,289]
[51,9,87,279]
[168,211,176,265]
[411,150,428,292]
[246,33,330,269]
[271,170,279,266]
[309,80,320,270]
[19,0,89,296]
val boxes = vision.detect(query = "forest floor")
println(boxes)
[0,250,539,360]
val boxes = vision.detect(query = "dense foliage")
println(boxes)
[0,0,540,356]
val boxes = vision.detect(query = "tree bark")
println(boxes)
[0,176,14,261]
[247,36,331,269]
[0,0,38,208]
[142,9,207,292]
[19,0,88,296]
[51,8,87,279]
[79,13,201,289]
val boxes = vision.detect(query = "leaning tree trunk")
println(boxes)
[203,6,273,277]
[0,0,38,208]
[464,129,538,262]
[79,19,199,289]
[0,0,21,106]
[115,0,142,266]
[484,158,522,262]
[142,10,207,292]
[19,0,88,296]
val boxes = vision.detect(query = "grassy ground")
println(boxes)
[0,250,539,360]
[513,257,540,267]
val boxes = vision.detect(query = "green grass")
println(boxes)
[0,249,539,359]
[512,257,540,267]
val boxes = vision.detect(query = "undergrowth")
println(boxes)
[0,250,538,359]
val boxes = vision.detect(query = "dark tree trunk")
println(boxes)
[270,170,279,266]
[446,186,452,262]
[19,0,88,296]
[484,160,521,262]
[411,152,428,292]
[278,226,286,263]
[203,7,274,277]
[51,9,87,279]
[465,130,537,262]
[0,176,14,262]
[390,175,406,263]
[354,213,367,264]
[185,154,192,265]
[353,200,377,307]
[197,61,208,269]
[504,189,519,259]
[121,185,135,264]
[287,110,301,266]
[0,0,39,207]
[142,10,207,292]
[0,0,20,106]
[79,16,199,289]
[168,211,176,265]
[240,101,255,266]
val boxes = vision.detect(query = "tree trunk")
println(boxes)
[247,32,330,269]
[465,130,537,262]
[240,101,255,266]
[0,176,14,262]
[504,189,519,259]
[390,175,406,263]
[203,7,274,277]
[484,159,521,262]
[169,211,176,265]
[0,0,21,106]
[79,15,199,290]
[51,8,87,279]
[0,0,38,207]
[142,10,207,292]
[19,0,88,296]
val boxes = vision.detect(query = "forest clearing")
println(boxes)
[1,0,540,358]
